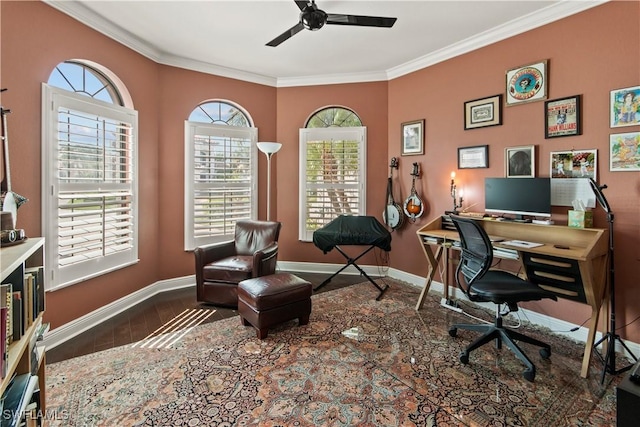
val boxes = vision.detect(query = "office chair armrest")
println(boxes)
[456,248,488,296]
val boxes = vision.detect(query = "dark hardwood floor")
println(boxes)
[46,272,370,364]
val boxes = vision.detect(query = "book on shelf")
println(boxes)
[1,373,39,427]
[0,283,12,379]
[24,267,44,322]
[1,284,12,346]
[0,306,6,379]
[24,275,33,328]
[35,322,49,341]
[28,317,43,376]
[11,291,23,341]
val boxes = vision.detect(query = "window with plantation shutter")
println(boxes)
[42,83,139,290]
[184,122,257,250]
[299,127,366,241]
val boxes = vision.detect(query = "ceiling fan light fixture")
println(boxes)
[301,9,327,31]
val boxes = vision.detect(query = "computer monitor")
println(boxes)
[485,177,552,219]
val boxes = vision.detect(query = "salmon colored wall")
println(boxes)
[1,1,161,329]
[1,1,638,345]
[275,82,389,266]
[387,1,640,342]
[0,2,277,328]
[156,66,277,280]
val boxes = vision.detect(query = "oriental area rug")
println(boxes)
[46,280,620,426]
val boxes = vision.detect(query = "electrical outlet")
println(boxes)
[440,298,463,313]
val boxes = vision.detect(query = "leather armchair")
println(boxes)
[194,220,282,307]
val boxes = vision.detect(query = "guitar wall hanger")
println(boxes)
[403,162,425,223]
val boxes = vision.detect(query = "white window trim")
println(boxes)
[184,122,258,251]
[42,83,139,291]
[298,127,367,241]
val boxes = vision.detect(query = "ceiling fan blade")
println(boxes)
[326,14,397,28]
[294,1,309,12]
[266,22,305,47]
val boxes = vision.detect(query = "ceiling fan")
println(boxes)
[267,0,397,47]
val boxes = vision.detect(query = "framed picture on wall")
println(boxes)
[610,132,640,171]
[505,145,535,177]
[464,95,502,130]
[545,95,581,138]
[458,145,489,169]
[505,60,548,106]
[550,149,597,179]
[401,119,424,156]
[610,86,640,128]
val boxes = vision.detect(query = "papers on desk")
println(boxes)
[501,240,544,249]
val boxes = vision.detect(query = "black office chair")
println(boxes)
[448,215,557,381]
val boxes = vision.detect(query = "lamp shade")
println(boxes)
[256,142,282,154]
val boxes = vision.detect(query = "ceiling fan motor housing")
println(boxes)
[301,8,327,31]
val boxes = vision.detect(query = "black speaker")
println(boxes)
[617,359,640,427]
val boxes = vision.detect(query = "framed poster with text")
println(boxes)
[545,95,581,138]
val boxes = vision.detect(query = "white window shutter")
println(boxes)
[299,127,366,241]
[184,122,257,250]
[42,84,139,290]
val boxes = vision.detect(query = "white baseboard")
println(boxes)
[45,261,640,362]
[44,276,195,350]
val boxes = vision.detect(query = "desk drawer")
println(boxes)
[521,252,586,303]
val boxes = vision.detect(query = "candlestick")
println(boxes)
[450,171,463,213]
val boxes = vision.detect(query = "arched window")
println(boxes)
[48,60,123,105]
[184,101,257,249]
[188,101,251,127]
[42,60,138,290]
[304,106,362,128]
[299,107,366,241]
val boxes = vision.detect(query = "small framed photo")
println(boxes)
[505,60,548,106]
[545,95,581,138]
[505,145,535,177]
[610,86,640,128]
[610,132,640,171]
[458,145,489,169]
[550,149,597,179]
[401,119,424,156]
[464,95,502,130]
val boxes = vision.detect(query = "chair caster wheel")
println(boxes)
[539,347,551,359]
[449,327,458,337]
[523,368,536,382]
[459,351,469,365]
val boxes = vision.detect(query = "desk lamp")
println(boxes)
[256,142,282,221]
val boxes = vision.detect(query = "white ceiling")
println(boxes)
[45,0,605,87]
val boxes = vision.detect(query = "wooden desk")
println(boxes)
[416,215,609,378]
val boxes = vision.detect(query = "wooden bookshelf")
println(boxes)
[0,237,46,421]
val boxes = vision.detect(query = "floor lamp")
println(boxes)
[256,142,282,221]
[588,178,637,384]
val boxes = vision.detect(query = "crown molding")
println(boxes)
[386,0,608,80]
[276,70,389,88]
[159,54,278,87]
[44,0,608,88]
[44,0,163,62]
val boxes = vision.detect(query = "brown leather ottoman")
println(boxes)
[238,273,312,339]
